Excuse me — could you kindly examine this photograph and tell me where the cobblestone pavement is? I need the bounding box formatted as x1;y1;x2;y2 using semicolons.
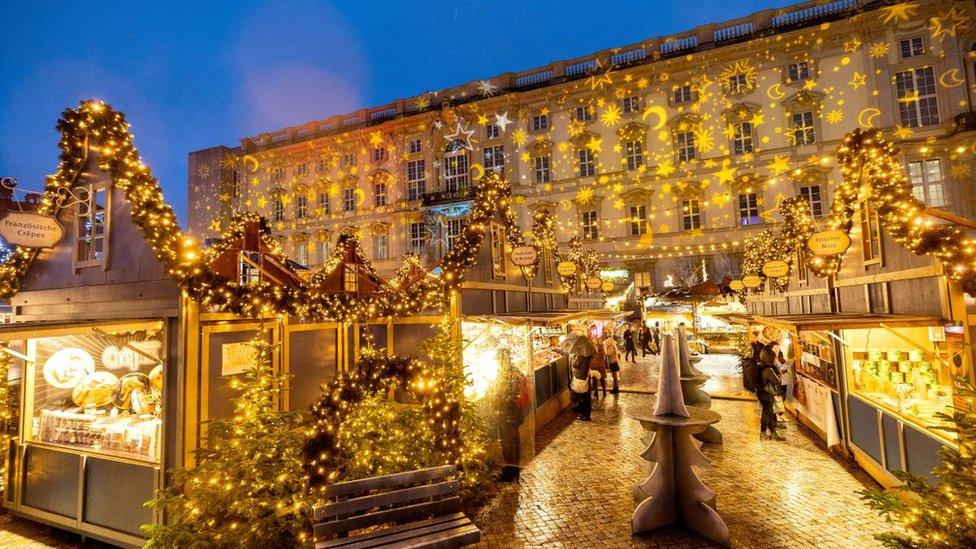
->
618;353;752;398
473;393;896;548
0;513;111;549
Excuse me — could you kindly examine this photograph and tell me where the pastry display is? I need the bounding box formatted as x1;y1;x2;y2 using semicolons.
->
114;373;156;414
71;371;119;408
148;364;163;394
42;347;95;389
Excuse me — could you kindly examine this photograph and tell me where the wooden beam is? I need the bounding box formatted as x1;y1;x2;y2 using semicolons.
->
924;208;976;230
0;345;30;363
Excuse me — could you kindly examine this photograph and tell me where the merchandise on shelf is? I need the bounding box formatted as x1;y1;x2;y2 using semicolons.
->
797;337;838;390
849;347;953;429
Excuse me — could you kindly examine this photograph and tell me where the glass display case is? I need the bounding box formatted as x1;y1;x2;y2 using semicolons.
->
797;333;838;390
844;326;955;433
26;322;164;462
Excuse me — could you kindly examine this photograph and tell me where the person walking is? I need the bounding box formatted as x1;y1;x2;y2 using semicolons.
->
589;338;608;399
757;343;785;440
652;322;661;355
623;325;637;364
639;324;653;357
603;334;621;395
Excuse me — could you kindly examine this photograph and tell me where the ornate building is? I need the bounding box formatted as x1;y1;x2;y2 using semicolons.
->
188;0;976;292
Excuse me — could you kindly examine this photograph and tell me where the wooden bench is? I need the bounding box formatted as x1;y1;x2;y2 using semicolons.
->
313;465;481;549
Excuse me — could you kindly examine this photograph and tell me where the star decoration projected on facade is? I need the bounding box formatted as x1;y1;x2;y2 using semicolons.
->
443;120;475;151
476;79;499;97
494;112;513;132
879;1;919;24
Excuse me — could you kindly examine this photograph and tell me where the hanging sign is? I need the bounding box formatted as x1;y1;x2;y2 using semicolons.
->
742;274;763;288
585;277;602;290
807;229;851;256
762;260;790;278
557;261;577;276
601;281;614;292
0;212;64;248
510;245;538;267
729;279;745;292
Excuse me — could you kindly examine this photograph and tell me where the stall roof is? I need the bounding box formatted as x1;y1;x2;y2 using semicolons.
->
0;318;164;340
727;313;945;332
464;309;622;326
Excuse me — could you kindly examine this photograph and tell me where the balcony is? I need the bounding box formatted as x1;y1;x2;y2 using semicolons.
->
421;187;474;207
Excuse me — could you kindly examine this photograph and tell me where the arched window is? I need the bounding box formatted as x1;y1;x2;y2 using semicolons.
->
443;139;469;193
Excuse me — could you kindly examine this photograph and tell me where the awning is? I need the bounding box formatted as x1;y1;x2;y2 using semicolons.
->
733;313;945;332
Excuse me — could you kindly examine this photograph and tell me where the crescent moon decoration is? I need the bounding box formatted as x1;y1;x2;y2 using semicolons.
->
939;68;965;88
766;83;785;100
560;199;572;212
470;163;485;181
354;188;366;205
857;108;881;129
242;154;260;173
641;105;668;130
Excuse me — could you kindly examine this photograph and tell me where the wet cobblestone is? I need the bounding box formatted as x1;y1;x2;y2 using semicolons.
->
473;392;896;548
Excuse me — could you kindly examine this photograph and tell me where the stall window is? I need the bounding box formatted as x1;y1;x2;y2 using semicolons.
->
860;201;883;265
76;184;108;267
239;251;261;285
26;322;165;462
344;264;359;292
490;222;506;277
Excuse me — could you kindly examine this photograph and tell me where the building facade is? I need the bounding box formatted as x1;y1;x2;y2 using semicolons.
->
188;0;976;294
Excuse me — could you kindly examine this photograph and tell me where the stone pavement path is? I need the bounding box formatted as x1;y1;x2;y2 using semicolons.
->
618;353;752;398
473;393;896;548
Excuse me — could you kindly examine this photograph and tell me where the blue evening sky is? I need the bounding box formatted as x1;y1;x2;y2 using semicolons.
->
0;0;785;222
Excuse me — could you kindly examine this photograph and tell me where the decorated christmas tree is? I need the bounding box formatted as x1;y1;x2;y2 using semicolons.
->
144;335;311;548
861;381;976;548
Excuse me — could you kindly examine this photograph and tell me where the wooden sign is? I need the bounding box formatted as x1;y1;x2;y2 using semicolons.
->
808;229;851;256
510;245;538;267
742;274;763;288
0;212;64;248
729;279;745;292
585;277;602;290
601;281;614;292
557;261;577;276
762;260;790;278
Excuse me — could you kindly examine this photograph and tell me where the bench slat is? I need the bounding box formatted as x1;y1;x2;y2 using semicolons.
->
317;514;473;549
325;465;456;498
315;496;462;538
391;524;480;549
315;480;459;521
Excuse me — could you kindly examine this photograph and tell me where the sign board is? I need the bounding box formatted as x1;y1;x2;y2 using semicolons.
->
807;229;851;256
221;342;257;377
510;245;538;267
729;279;745;292
601;280;614;292
585;277;602;290
557;261;577;277
742;274;763;288
0;212;64;248
762;260;790;278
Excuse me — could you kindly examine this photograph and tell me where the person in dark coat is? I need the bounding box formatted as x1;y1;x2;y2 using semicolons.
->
757;343;785;440
639;324;653;357
622;325;637;364
652;322;661;355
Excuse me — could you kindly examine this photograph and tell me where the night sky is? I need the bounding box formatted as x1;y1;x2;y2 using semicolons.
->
0;0;786;222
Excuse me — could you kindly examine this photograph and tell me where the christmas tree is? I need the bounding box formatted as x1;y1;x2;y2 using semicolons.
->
144;335;311;548
861;381;976;548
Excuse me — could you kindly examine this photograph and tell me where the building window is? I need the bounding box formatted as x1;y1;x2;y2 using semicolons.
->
272;198;285;221
341;153;356;168
490;222;506;277
533;154;551;183
908;158;946;207
787;61;811;82
673;85;693;104
371;147;387;162
318;192;331;215
582;210;598;240
374;182;387;207
343;188;356;212
76;184;107;265
319;240;330;263
295;163;309;177
444;140;469;192
407;160;426;200
577;148;595;177
860;201;882;264
737;192;760;226
409;222;426;255
895;67;939;127
629;205;648;236
726;73;750;94
317;159;328;173
624;140;644;170
622;95;641;113
343;264;359;292
731;122;754;154
296;195;308;219
373;234;388;260
675;131;697;162
531;113;549;132
900;37;924;59
295;241;308;266
682;200;702;230
446;218;465;251
790;111;816;145
485;123;500;139
270;167;285;182
483;145;505;174
799;185;824;217
409;139;422;154
573;106;593;121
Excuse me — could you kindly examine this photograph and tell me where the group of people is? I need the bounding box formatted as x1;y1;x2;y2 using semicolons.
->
749;331;791;441
622;322;661;362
